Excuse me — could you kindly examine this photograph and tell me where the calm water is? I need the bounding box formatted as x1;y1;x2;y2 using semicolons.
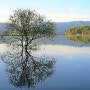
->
0;35;90;90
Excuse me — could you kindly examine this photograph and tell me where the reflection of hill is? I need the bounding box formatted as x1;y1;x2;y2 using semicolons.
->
55;21;90;34
36;35;90;47
66;35;90;44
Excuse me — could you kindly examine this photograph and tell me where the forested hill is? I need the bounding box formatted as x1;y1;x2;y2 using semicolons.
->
0;21;90;34
66;26;90;35
54;21;90;34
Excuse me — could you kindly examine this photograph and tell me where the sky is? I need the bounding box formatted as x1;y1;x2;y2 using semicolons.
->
0;0;90;22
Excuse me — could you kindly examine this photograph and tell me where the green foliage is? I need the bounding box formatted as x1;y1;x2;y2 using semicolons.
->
66;26;90;35
66;35;90;44
7;9;55;38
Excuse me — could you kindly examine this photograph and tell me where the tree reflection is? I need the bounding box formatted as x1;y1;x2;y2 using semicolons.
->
66;35;90;44
1;37;55;88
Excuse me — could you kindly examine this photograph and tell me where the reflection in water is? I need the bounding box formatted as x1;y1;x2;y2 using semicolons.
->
1;35;90;89
33;45;90;55
1;37;55;89
66;35;90;44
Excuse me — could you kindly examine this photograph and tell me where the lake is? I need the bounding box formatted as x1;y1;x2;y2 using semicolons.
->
0;35;90;90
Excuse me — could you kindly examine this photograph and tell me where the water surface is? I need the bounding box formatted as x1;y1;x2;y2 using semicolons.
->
0;35;90;90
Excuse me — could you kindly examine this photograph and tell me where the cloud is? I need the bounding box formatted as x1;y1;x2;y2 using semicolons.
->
1;9;90;22
68;8;76;13
42;8;90;22
0;15;8;22
42;10;90;22
32;45;90;55
0;11;9;22
0;44;10;54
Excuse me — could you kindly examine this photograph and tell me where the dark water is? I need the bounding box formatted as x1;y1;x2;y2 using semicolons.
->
0;35;90;90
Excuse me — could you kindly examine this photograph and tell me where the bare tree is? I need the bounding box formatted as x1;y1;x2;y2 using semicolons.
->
7;9;55;49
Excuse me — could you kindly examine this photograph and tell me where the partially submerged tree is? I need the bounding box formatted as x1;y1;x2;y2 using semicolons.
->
3;10;56;88
7;9;55;46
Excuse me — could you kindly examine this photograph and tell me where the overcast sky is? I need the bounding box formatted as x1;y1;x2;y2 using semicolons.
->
0;0;90;22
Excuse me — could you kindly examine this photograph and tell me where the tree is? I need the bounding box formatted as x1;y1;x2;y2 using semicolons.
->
7;9;55;48
4;9;56;88
66;26;90;35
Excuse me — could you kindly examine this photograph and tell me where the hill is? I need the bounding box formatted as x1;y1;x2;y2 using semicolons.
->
0;23;8;34
54;21;90;34
0;21;90;34
66;26;90;35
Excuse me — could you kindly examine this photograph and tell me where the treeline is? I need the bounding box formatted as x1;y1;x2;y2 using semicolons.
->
66;26;90;35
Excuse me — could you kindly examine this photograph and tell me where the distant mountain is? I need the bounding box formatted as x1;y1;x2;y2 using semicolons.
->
54;21;90;34
0;23;7;34
0;21;90;34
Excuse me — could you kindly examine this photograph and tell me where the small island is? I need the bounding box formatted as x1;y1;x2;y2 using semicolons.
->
66;26;90;44
66;26;90;35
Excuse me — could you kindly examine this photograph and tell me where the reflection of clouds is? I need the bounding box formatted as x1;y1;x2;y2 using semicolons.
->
1;44;90;55
45;13;90;22
0;44;20;56
68;55;72;60
0;44;10;54
32;45;90;55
